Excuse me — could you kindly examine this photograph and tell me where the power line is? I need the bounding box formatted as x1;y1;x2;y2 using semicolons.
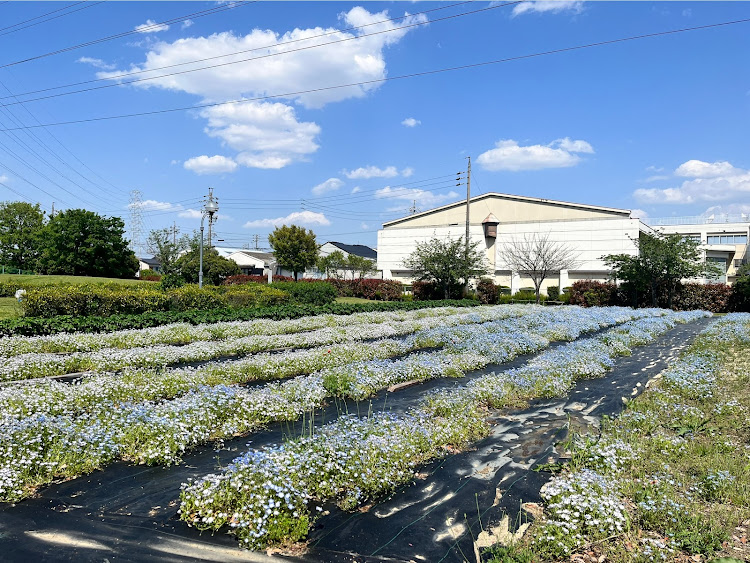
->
1;1;522;107
3;16;748;132
0;1;254;70
0;2;104;38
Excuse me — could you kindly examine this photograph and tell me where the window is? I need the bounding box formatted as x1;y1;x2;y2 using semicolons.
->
706;234;748;245
735;259;747;269
682;234;701;244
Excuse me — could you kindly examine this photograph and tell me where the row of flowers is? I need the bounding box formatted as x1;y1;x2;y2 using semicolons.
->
0;306;505;358
527;313;749;560
178;310;709;548
0;306;655;502
0;306;524;381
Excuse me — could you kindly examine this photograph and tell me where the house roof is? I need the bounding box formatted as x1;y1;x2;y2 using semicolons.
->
234;250;275;262
326;241;377;260
382;192;631;228
139;257;161;266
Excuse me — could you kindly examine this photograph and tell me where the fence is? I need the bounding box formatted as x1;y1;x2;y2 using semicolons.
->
0;266;36;275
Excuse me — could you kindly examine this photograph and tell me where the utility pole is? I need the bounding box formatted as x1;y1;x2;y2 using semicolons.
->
409;200;418;214
170;221;180;245
252;234;260;250
50;202;55;217
465;156;471;256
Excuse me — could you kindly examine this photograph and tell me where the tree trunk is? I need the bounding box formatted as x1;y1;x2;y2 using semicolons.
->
650;281;658;307
294;270;299;281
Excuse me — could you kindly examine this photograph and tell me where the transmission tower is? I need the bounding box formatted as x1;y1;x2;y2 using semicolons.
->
129;190;144;257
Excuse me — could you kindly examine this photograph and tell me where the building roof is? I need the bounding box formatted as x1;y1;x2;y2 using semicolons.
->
139;256;161;266
382;192;631;228
326;241;377;260
233;250;275;262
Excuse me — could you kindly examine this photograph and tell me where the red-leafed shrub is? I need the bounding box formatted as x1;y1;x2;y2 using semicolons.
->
324;278;403;301
568;280;617;307
139;269;162;281
672;282;731;313
476;279;498;304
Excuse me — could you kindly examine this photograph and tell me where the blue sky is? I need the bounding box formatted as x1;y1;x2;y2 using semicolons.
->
0;1;748;253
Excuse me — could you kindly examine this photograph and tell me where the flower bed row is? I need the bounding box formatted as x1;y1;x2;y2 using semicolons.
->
0;306;524;381
512;313;750;561
177;310;708;548
0;306;649;502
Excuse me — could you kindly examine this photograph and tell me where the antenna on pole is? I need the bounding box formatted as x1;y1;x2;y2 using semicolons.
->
129;189;143;257
204;187;218;249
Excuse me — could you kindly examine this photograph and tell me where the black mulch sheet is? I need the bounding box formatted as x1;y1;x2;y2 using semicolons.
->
0;317;712;562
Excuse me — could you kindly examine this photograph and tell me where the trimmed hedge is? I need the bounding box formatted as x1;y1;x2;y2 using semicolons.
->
568;280;618;307
325;278;403;301
20;284;291;318
0;300;481;338
224;274;294;285
476;279;498;304
268;281;336;306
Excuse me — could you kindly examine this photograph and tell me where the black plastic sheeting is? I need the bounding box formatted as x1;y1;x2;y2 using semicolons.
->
0;317;712;562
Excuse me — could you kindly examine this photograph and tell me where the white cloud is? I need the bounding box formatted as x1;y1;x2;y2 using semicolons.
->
170;159;180;165
243;210;330;228
182;19;194;29
77;56;116;70
178;208;202;219
703;203;750;217
360;222;369;230
312;177;344;195
477;137;594;171
375;186;458;209
343;165;399;179
104;7;426;108
674;159;741;178
634;159;750;204
134;19;170;33
512;1;585;17
645;174;670;183
401;167;414;178
200;101;320;169
401;117;420;127
630;208;648;219
351;186;361;194
183;154;238;175
0;174;9;183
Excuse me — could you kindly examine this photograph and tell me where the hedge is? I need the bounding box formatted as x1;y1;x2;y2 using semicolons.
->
268;281;337;305
0;300;482;338
20;284;291;318
324;278;403;301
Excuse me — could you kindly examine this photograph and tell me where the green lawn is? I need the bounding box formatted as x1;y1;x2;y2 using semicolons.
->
335;297;373;304
0;297;20;319
0;274;146;286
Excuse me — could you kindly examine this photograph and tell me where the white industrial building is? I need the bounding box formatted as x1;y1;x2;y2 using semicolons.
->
377;193;749;292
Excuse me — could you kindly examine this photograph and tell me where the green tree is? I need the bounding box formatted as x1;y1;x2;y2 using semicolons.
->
174;247;240;286
268;225;318;281
604;233;713;308
37;209;138;278
317;250;347;279
346;254;376;280
403;236;487;299
0;201;46;271
146;228;189;274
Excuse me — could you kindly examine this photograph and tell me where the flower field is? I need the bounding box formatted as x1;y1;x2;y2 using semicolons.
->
0;305;684;505
177;308;708;548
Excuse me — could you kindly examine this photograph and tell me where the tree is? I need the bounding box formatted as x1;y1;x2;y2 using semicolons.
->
268;225;318;281
502;232;580;304
0;201;46;271
403;236;487;299
174;247;240;286
37;209;138;278
317;250;347;279
603;232;713;308
347;254;376;280
146;228;189;274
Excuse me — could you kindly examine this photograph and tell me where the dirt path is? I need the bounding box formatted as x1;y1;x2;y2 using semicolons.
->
0;317;711;562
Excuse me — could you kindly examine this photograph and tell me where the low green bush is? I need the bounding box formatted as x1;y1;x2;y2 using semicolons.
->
0;299;481;337
169;285;228;311
547;285;560;301
270;281;336;305
222;284;289;308
22;285;170;317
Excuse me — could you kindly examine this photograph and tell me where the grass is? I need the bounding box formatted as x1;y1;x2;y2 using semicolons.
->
485;318;750;563
335;296;373;304
0;297;19;319
0;274;146;286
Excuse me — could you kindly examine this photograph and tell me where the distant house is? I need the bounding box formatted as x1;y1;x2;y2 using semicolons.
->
313;241;379;279
138;256;161;274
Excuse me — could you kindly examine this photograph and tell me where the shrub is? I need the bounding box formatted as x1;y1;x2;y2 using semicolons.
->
269;281;336;305
412;280;464;300
21;285;171;317
350;279;402;301
139;269;161;281
547;285;560;301
568;280;617;307
159;273;186;290
168;285;228;311
514;290;542;302
223;274;294;285
671;282;731;313
476;279;498;304
221;284;289;308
